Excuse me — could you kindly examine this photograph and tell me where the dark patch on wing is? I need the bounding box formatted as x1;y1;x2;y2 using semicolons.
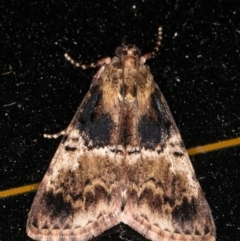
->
72;137;79;142
172;197;198;224
171;195;215;236
76;85;114;148
127;149;140;155
139;188;163;213
173;151;184;157
138;89;173;149
43;191;73;224
65;145;77;151
94;185;109;201
84;185;109;211
109;148;123;154
163;196;175;207
138;115;162;149
152;91;172;137
89;113;113;147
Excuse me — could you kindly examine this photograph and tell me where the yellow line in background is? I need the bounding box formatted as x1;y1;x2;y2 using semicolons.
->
1;137;240;199
187;137;240;155
0;183;39;199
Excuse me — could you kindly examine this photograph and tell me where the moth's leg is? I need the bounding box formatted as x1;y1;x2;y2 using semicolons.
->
43;130;66;139
91;65;106;85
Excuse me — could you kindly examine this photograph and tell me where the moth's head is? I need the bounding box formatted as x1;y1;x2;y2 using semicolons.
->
115;45;141;58
113;27;162;67
114;45;142;69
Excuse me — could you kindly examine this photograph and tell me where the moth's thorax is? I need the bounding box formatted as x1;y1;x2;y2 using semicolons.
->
122;56;138;69
101;57;153;116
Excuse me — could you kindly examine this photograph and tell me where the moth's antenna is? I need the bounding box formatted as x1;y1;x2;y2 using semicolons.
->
64;53;111;69
140;27;162;63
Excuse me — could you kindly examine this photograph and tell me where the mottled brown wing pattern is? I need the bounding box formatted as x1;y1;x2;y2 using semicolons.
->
27;70;125;241
121;71;216;240
27;41;216;241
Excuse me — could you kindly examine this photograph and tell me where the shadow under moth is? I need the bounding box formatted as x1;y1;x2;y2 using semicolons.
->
27;27;216;241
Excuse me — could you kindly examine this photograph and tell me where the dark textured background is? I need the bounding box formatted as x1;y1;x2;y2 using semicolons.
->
1;0;240;240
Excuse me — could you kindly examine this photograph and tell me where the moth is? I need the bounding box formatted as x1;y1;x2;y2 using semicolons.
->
27;27;216;241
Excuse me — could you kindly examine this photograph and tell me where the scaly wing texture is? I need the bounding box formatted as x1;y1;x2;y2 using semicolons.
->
27;67;125;241
27;54;216;241
121;65;216;241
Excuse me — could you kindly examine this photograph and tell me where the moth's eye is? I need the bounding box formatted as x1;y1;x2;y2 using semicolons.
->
115;47;123;57
133;47;141;56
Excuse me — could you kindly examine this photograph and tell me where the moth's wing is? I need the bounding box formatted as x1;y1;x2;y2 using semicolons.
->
27;74;123;241
122;80;216;241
